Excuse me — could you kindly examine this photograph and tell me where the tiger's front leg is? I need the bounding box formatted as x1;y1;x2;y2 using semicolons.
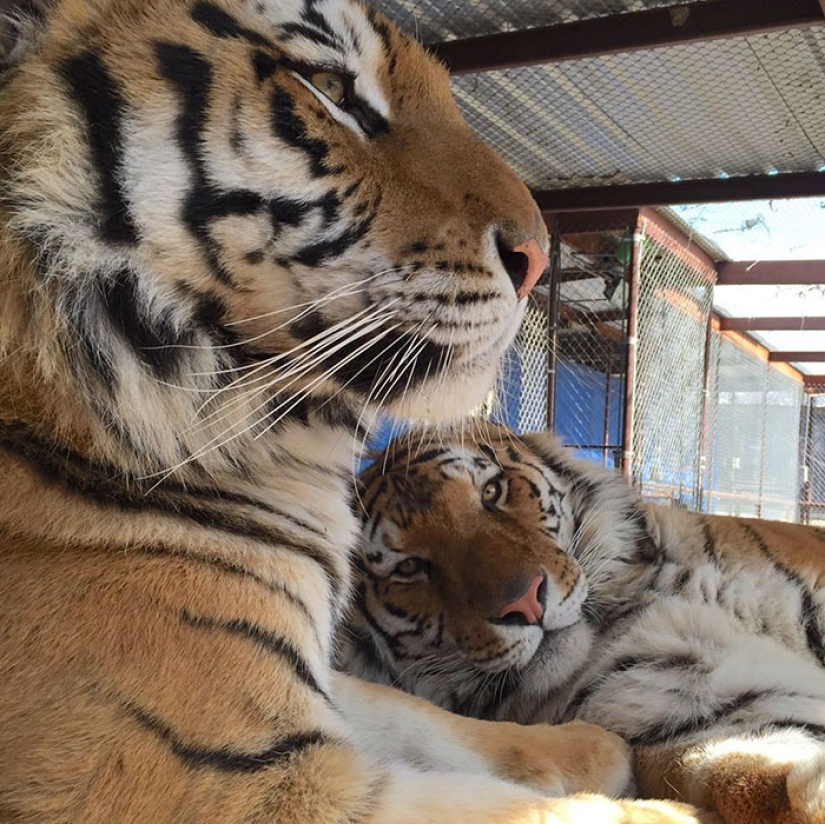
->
333;674;717;824
333;672;633;798
636;731;825;824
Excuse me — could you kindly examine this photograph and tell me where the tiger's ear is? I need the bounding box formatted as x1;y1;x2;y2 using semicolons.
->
0;0;54;70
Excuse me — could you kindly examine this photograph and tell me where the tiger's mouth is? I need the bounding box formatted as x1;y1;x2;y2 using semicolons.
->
290;280;526;415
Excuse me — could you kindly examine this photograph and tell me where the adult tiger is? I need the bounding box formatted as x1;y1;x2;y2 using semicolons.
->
345;421;825;824
0;0;715;822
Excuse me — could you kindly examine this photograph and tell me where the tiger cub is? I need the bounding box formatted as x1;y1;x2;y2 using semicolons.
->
0;0;711;821
345;421;825;824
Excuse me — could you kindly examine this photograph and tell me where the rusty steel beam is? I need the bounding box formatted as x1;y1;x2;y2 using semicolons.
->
805;375;825;387
533;171;825;212
768;352;825;363
717;260;825;285
719;316;825;331
429;0;825;75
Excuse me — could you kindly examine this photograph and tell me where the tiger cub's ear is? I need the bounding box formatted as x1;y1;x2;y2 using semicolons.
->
0;0;53;70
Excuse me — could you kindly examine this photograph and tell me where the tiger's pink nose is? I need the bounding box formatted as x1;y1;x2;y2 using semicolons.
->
499;574;546;626
513;238;548;299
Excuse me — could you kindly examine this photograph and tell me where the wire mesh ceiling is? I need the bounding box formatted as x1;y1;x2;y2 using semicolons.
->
372;1;825;189
373;0;717;42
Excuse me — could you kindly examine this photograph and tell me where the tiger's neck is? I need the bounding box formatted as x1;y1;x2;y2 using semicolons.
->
0;230;369;488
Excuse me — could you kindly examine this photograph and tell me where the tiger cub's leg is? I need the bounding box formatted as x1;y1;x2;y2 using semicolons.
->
636;730;825;824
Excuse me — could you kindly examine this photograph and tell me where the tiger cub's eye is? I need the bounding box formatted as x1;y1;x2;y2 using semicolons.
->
394;558;426;578
310;71;347;105
481;478;505;506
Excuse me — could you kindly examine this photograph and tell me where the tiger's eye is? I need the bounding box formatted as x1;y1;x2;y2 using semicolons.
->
482;478;504;505
310;71;346;105
395;558;424;578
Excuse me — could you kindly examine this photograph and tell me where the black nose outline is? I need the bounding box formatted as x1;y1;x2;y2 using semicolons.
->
495;232;529;293
488;570;549;628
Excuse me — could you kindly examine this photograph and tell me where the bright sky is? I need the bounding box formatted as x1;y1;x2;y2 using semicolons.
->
671;197;825;375
672;197;825;261
671;198;825;374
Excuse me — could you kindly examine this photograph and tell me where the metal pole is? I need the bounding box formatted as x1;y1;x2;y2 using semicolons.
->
801;394;814;525
697;309;714;512
622;219;643;483
546;216;562;430
756;367;770;519
603;349;613;467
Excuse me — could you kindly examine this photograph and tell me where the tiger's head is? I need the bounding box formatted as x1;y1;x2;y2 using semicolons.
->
0;0;546;476
345;422;647;721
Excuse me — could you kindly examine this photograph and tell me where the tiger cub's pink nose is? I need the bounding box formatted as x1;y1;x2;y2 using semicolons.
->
499;574;546;626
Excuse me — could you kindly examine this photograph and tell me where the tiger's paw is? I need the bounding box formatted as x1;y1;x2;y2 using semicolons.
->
681;739;825;824
489;719;633;798
709;751;825;824
543;795;721;824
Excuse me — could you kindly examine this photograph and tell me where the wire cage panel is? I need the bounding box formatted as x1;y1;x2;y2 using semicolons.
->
705;336;769;517
760;369;804;522
632;220;714;508
802;392;825;527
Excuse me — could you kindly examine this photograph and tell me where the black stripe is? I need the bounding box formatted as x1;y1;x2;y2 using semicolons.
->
139;546;315;624
124;700;327;772
742;523;825;666
291;211;375;267
291;312;449;398
191;1;273;47
628;690;768;746
62;51;139;244
343;94;389;138
180;609;328;699
0;421;344;597
253;50;278;83
155;42;238;288
156;42;343;289
353;582;404;658
99;267;194;378
279;21;342;50
762;720;825;741
270;86;332;178
701;519;718;565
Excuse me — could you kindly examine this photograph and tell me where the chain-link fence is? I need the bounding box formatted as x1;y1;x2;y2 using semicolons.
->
802;392;825;526
489;214;811;524
551;224;630;469
490;218;631;473
703;332;804;519
632;217;714;508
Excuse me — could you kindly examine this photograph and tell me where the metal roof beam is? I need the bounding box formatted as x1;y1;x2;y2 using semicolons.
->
533;171;825;212
717;260;825;285
769;352;825;363
805;375;825;387
719;317;825;331
545;209;639;234
429;0;825;75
